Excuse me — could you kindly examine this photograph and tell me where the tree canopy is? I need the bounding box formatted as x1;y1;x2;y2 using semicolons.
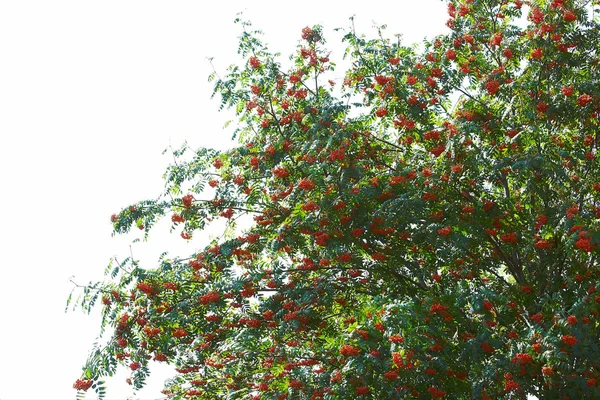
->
70;0;600;398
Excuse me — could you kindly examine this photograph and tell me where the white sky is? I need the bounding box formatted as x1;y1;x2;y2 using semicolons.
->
0;1;448;399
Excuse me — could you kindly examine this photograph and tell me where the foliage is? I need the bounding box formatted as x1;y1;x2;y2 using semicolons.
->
70;0;600;398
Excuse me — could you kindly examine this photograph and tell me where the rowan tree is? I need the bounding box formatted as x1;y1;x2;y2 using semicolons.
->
70;0;600;398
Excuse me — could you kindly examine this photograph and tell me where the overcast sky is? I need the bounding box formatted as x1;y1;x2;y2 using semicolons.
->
0;1;447;399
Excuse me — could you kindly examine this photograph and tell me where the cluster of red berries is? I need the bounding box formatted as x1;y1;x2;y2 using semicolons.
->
561;335;578;346
172;328;188;338
298;178;315;190
511;353;533;365
339;344;360;357
199;290;220;305
73;379;93;391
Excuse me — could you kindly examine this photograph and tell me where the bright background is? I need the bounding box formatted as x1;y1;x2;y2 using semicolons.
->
0;1;448;399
